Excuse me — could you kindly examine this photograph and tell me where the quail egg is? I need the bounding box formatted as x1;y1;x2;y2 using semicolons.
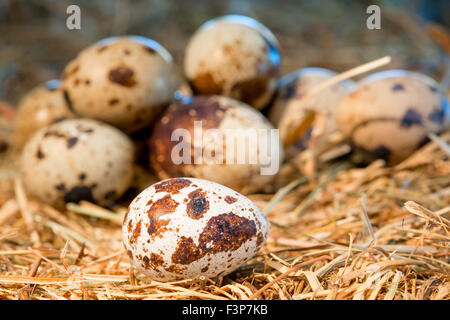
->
14;80;75;148
61;36;180;133
150;95;284;194
337;70;449;164
123;177;269;281
276;68;355;154
20;119;134;208
184;15;281;110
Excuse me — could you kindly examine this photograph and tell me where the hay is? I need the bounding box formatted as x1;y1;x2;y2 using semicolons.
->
0;1;449;301
0;131;448;300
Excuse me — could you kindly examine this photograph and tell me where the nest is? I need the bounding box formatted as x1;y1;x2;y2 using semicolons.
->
0;130;448;300
0;1;449;301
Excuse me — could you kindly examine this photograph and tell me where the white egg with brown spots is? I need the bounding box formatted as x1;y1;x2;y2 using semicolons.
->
61;36;180;133
150;95;284;194
122;177;269;282
275;68;355;156
337;70;449;164
184;15;281;110
14;80;76;148
20;119;134;208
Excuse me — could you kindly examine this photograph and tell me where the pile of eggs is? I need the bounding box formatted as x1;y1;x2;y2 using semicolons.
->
3;15;449;281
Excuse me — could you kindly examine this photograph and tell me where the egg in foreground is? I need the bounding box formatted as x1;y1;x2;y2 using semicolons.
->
123;177;269;281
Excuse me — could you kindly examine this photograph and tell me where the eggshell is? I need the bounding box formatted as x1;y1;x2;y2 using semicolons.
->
122;177;269;281
150;95;284;194
61;36;180;133
184;15;280;110
20;119;134;208
14;80;75;148
337;70;449;164
276;68;355;153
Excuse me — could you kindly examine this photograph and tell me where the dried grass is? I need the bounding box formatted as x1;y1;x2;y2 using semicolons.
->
0;131;448;300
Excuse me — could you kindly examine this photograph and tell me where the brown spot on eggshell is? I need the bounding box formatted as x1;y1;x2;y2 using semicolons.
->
147;195;178;238
64;186;94;204
104;190;116;200
55;183;66;192
224;196;237;204
400;108;423;128
165;264;185;274
108;66;137;87
129;220;141;245
36;147;45;159
190;73;223;95
109;98;120;106
256;232;264;247
142;253;164;269
186;188;209;219
154;178;192;194
392;83;405;91
67;137;78;149
171;212;257;265
150;97;227;177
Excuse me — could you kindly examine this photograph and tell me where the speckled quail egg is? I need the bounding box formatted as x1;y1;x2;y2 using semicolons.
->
123;177;269;281
20;119;134;208
270;68;355;125
337;70;450;164
61;36;180;133
150;95;284;194
276;68;355;154
184;15;281;110
14;80;75;148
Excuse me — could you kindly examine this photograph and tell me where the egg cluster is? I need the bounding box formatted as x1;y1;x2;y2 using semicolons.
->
4;15;449;281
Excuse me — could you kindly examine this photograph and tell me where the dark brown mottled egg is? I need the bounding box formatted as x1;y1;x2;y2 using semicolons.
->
149;95;284;194
184;15;281;110
61;36;180;133
122;177;269;281
337;70;449;164
20;119;134;208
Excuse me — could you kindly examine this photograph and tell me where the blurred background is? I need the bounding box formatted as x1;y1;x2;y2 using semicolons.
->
0;0;449;104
